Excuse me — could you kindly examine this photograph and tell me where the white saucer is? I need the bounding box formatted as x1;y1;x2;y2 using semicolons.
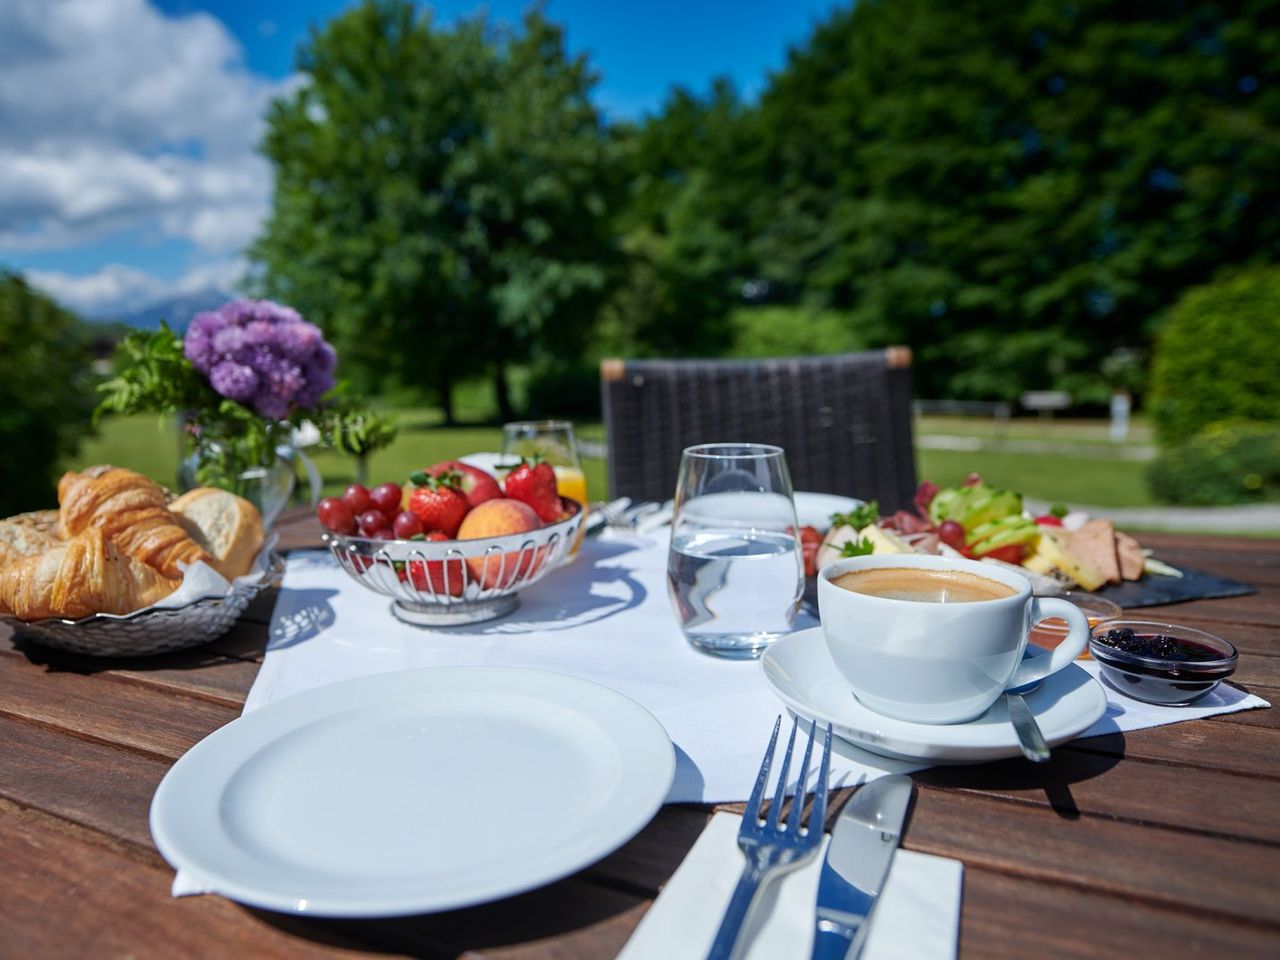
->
761;628;1107;763
792;492;863;529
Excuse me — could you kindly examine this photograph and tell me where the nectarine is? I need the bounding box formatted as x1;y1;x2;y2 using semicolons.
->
458;498;542;589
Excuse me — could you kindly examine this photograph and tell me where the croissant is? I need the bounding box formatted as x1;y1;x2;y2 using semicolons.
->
57;466;213;578
0;528;180;620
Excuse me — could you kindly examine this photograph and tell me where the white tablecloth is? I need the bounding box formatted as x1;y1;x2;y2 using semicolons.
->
244;533;1267;803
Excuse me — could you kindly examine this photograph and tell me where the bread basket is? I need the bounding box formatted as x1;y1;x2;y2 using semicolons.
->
323;499;584;625
2;551;283;658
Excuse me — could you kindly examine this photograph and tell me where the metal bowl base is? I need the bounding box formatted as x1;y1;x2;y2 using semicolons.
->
390;595;519;626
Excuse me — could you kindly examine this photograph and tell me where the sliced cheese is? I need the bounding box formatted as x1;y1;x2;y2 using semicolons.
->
857;524;914;555
1035;531;1106;591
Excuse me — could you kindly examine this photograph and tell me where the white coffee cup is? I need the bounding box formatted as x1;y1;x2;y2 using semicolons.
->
817;553;1089;724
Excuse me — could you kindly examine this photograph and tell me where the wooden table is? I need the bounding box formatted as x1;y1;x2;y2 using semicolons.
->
2;511;1277;958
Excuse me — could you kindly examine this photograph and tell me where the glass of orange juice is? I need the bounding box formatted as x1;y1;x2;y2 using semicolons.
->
501;420;588;559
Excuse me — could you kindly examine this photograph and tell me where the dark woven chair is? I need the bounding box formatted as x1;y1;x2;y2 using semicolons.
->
600;349;919;511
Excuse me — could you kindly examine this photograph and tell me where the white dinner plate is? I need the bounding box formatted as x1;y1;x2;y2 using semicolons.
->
150;666;675;916
792;492;863;530
761;628;1107;763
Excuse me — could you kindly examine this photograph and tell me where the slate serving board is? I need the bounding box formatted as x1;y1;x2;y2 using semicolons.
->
1094;565;1256;609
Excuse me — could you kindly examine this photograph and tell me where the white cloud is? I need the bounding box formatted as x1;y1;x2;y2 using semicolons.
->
0;0;294;296
28;260;245;318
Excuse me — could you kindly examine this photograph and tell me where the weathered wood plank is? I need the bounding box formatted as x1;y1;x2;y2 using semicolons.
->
1061;713;1280;778
906;788;1280;927
914;751;1280;844
0;632;258;707
0;803;382;959
0;648;238;760
958;864;1280;959
0;716;170;853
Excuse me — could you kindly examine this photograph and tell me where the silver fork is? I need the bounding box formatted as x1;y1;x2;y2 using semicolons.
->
706;716;833;960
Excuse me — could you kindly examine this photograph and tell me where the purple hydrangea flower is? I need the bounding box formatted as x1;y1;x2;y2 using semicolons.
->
185;299;337;418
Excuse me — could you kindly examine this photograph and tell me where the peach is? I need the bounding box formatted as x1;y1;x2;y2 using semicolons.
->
457;499;543;588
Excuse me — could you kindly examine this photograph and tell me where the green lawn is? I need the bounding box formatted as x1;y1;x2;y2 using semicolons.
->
917;449;1153;508
73;412;611;504
76;410;1155;510
915;414;1154;444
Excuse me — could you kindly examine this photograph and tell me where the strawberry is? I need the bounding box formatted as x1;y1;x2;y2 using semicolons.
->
503;458;565;524
407;470;470;538
408;531;465;597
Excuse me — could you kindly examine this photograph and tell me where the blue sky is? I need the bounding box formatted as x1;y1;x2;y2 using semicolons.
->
1;0;841;318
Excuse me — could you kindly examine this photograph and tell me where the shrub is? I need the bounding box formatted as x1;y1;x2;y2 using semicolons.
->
1149;421;1280;505
0;273;96;514
1149;267;1280;445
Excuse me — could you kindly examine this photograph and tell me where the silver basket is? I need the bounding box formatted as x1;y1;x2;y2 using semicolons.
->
2;554;284;658
323;500;584;625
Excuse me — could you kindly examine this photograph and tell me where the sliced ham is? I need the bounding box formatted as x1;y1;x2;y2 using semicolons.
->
1068;519;1121;585
1115;531;1145;581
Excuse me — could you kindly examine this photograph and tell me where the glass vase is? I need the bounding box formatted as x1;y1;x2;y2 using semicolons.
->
178;445;296;530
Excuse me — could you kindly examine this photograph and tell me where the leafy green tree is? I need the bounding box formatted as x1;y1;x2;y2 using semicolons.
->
252;1;616;422
747;0;1280;400
0;272;95;513
602;81;759;357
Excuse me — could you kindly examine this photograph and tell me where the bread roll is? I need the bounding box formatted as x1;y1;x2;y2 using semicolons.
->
0;528;179;620
0;518;59;569
168;488;265;580
58;466;213;577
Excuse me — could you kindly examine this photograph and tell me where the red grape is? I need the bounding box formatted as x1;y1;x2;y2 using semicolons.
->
393;511;424;539
937;520;967;550
370;482;402;514
358;509;388;536
372;528;396;540
343;483;372;514
316;497;356;534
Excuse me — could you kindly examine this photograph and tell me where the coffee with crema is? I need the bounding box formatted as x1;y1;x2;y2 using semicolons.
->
832;567;1015;603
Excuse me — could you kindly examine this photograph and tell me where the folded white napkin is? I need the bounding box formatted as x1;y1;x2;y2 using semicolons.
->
619;811;962;960
150;533;278;610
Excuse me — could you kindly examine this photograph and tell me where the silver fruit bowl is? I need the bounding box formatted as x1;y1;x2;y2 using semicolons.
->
322;499;584;625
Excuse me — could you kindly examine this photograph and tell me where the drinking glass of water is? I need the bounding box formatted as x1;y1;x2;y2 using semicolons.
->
666;443;803;659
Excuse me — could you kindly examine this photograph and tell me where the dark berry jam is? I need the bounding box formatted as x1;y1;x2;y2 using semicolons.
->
1094;628;1222;663
1089;624;1237;705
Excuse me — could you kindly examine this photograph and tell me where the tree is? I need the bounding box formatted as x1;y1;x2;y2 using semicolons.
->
602;80;760;358
0;272;95;514
747;0;1280;401
252;1;617;422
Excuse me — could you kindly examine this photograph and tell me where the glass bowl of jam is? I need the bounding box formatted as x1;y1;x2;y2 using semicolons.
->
1089;620;1238;705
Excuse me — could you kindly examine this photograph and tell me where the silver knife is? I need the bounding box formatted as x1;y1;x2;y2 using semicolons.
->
810;775;914;960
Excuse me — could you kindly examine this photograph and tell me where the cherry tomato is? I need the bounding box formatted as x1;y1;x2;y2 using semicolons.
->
316;497;356;534
358;509;388;536
982;543;1026;564
1034;515;1063;527
370;482;403;514
393;511;424;539
342;483;372;514
937;520;967;550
